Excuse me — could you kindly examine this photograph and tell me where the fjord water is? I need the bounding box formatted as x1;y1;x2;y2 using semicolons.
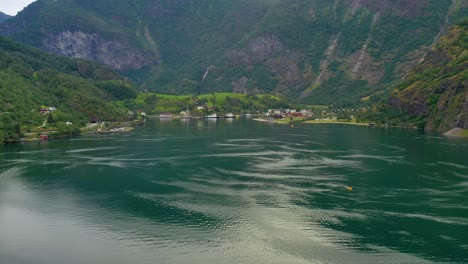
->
0;119;467;264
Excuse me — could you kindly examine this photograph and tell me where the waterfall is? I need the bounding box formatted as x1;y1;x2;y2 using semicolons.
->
202;66;212;81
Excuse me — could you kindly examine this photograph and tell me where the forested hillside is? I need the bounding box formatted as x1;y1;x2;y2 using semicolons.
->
368;19;467;132
1;0;466;104
0;36;137;142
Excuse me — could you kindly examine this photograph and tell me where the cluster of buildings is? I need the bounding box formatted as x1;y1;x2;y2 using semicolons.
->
265;109;314;119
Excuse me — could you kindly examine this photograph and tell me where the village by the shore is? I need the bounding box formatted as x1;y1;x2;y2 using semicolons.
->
11;104;467;144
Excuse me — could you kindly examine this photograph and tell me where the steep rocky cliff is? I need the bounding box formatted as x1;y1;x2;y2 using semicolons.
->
1;0;466;104
386;19;467;132
42;31;153;71
0;0;159;72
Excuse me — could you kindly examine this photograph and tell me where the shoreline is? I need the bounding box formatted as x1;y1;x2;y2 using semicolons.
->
253;118;371;127
304;120;370;126
252;118;290;125
7;119;468;144
18;120;142;143
19;126;135;143
95;126;134;134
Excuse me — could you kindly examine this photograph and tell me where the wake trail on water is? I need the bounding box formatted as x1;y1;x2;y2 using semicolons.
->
0;166;25;180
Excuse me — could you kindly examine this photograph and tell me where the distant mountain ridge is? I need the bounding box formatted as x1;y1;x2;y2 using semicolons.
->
1;0;467;104
0;11;10;24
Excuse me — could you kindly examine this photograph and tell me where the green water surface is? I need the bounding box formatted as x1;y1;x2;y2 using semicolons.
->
0;119;467;264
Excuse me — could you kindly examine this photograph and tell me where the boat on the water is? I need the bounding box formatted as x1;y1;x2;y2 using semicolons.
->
205;114;219;118
224;113;236;118
244;113;253;118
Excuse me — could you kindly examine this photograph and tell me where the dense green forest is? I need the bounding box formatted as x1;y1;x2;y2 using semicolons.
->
1;0;466;104
0;36;137;143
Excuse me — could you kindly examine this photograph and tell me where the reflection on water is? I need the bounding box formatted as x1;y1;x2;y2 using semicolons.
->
0;119;467;264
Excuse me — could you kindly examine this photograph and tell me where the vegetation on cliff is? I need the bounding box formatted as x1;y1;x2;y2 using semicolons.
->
0;36;137;143
366;19;467;132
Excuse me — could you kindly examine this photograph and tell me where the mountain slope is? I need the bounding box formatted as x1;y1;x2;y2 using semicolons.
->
0;36;137;142
0;11;10;24
1;0;466;104
377;19;467;132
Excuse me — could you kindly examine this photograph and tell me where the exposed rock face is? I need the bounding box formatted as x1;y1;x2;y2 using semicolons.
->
388;87;431;117
226;35;313;95
43;31;153;71
227;35;284;66
247;35;284;62
347;50;384;85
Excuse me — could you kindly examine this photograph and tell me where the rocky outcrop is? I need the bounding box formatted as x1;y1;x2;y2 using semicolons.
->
42;31;155;71
388;85;431;117
227;35;284;66
443;127;466;137
247;35;284;62
226;35;313;95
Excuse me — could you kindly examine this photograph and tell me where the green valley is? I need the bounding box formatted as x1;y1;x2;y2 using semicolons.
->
130;92;292;116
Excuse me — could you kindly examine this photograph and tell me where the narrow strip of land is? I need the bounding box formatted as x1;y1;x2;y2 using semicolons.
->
252;118;290;125
304;120;370;126
253;118;371;126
